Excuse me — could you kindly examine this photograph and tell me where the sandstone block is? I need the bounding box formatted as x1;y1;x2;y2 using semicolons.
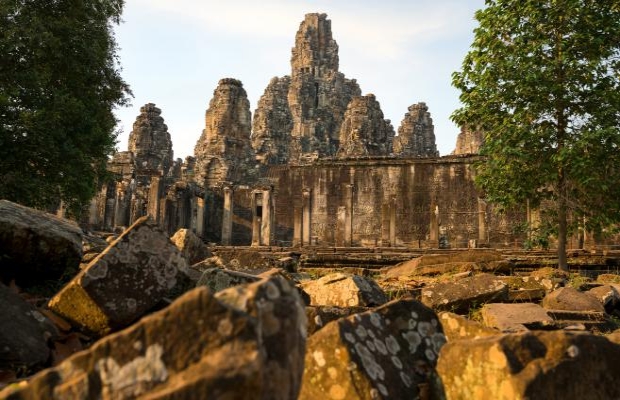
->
436;331;620;400
196;268;260;292
301;273;387;307
481;303;553;332
384;250;504;278
305;305;368;336
542;286;605;313
586;284;620;312
3;275;306;400
48;216;190;336
0;283;58;372
0;200;82;286
420;273;508;313
438;312;499;342
300;298;446;400
170;228;210;265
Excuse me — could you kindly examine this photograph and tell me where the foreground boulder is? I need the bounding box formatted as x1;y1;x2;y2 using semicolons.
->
301;273;387;307
436;331;620;399
0;200;82;286
420;273;508;313
300;298;446;400
2;274;306;399
170;228;211;265
0;283;58;373
48;217;191;337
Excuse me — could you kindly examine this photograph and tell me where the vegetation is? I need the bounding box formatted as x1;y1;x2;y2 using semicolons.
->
0;0;131;216
452;1;620;270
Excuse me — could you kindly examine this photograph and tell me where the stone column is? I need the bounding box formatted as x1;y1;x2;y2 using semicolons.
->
381;203;390;247
344;184;353;247
389;196;396;247
147;176;162;223
261;188;272;246
190;195;198;233
114;182;128;227
222;186;233;246
302;188;312;246
293;207;302;247
477;198;487;246
251;192;261;247
429;204;439;248
336;206;346;247
195;196;206;239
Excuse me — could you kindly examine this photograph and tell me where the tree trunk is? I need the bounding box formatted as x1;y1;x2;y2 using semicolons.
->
557;169;568;271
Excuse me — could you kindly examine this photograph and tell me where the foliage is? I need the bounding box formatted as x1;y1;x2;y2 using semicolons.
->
453;0;620;269
0;0;131;216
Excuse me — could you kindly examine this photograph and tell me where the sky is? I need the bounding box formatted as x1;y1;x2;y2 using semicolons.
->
113;0;486;160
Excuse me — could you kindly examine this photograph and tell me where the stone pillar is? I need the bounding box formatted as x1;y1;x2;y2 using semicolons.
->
344;184;353;247
261;188;272;246
196;196;206;238
293;207;302;247
336;206;346;247
222;186;233;246
478;198;487;246
251;191;262;247
429;204;439;248
190;195;198;233
381;203;390;247
389;196;396;247
147;176;162;224
302;188;312;246
114;182;128;227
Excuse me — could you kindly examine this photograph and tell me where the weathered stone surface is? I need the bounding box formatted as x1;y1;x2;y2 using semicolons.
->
542;287;605;313
48;217;190;336
436;331;620;400
0;283;58;372
252;76;293;165
128;103;174;176
452;125;484;155
306;305;368;336
170;228;211;265
2;274;307;400
420;273;508;313
384;250;504;278
300;298;446;400
481;303;553;332
497;275;554;302
586;284;620;312
438;312;499;342
301;273;387;307
596;273;620;284
336;94;394;158
0;200;82;286
288;13;361;161
393;102;438;157
194;78;256;187
196;268;260;292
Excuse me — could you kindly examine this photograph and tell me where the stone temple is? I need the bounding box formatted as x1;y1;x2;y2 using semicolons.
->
88;13;575;249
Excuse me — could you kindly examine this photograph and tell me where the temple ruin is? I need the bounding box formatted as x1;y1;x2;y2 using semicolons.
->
88;13;591;250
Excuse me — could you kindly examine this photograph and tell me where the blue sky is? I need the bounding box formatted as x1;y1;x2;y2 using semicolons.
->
113;0;486;159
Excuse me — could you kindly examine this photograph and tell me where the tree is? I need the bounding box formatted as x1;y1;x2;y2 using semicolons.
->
452;0;620;270
0;0;131;216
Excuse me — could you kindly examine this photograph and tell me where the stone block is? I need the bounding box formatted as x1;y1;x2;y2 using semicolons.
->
3;274;306;400
481;303;553;332
170;228;211;265
438;311;499;342
542;287;605;313
300;298;446;399
48;217;190;336
420;273;508;314
436;331;620;400
300;273;387;307
0;200;82;287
